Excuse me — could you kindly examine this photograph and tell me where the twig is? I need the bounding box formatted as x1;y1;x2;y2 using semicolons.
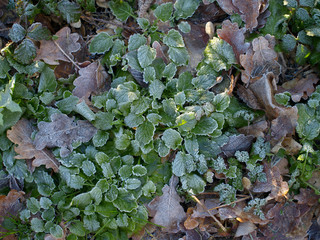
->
208;196;251;211
191;195;227;232
53;41;80;70
199;192;249;198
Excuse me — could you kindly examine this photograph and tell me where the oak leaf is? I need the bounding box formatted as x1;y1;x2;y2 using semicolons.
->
221;134;254;157
7;119;59;173
34;113;97;158
147;176;186;233
35;27;81;65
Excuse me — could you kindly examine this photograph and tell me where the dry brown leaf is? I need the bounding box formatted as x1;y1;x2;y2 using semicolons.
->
191;199;219;219
72;61;108;99
184;216;199;230
221;134;254;157
294;189;319;206
233;0;260;32
34;113;97;158
35;27;81;65
252;163;289;201
236;84;263;110
274;157;289;175
7;119;59;173
307;170;320;189
234;221;257;237
147;176;186;233
217;20;250;62
216;0;239;15
238;120;268;138
278;73;319;102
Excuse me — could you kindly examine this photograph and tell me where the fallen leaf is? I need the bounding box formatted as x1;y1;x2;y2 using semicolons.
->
217;20;250;62
236;84;263;110
274;157;289;175
216;0;239;15
294;189;319;206
274;137;302;155
277;74;319;103
307;170;320;189
221;134;254;157
34;113;97;158
184;216;199;230
252;163;289;201
148;176;186;233
237;120;268;138
72;61;108;99
7;119;59;173
233;0;260;32
191;199;219;218
35;27;81;65
234;221;256;237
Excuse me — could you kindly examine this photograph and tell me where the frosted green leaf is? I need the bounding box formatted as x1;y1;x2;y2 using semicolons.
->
172;151;195;177
140;140;154;154
55;95;78;114
155;139;170;157
57;0;81;23
27;23;51;41
184;136;199;155
275;92;291;106
90;187;103;205
125;50;143;72
192;116;218;135
162;129;182;150
135;120;155;146
0;57;10;79
105;184;118;202
113;82;140;104
225;165;237;179
116;214;129;227
41;208;55;221
192;75;216;90
174;0;199;20
180;173;206;194
143;66;156;83
176;112;197;132
295;44;311;65
132;165;147;176
9;23;26;42
109;0;134;22
20;209;30;222
68;220;86;237
39;197;52;210
300;0;314;7
128;34;147;51
163;63;177;79
95;152;109;165
178;21;191;33
163;29;185;48
96;179;109;193
149;79;165;99
131;97;151;114
213;92;230;112
72;193;92;208
177;71;193;90
146;113;162;125
93;130;109;147
75;101;95;121
126;178;141;190
33;170;55;197
137;18;150;30
81;160;96;176
203;37;236;72
281;34;296;52
113;188;138;212
14;39;36;64
84;215;100;232
153;2;173;22
27;197;40;214
306;26;320;37
124;114;145;128
69;175;85;189
174;91;186;105
89;32;113;54
101;162;115;179
115;133;131;150
122;155;134;165
295;8;311;21
38;65;57;93
118;165;132;180
196;154;208;174
168;47;189;66
93;112;114;130
31;218;45;232
137;45;156;68
142;180;156;197
50;225;64;238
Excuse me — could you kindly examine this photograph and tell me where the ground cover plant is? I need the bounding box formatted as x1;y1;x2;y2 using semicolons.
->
0;0;320;239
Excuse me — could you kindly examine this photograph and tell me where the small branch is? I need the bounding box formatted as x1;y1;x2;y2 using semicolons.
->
53;41;80;70
191;195;227;232
208;196;251;211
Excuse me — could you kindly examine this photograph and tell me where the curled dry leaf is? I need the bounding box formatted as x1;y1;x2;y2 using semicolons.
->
234;221;257;237
221;134;254;157
7;119;60;173
72;61;108;99
147;176;186;233
35;27;81;65
277;73;319;103
34;114;97;158
217;20;250;62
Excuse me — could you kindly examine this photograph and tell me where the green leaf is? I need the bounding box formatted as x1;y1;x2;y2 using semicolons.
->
153;2;173;22
180;173;206;194
113;188;138;212
192;116;218;135
172;151;195;176
89;32;114;54
184;136;199;155
128;34;147;51
93;112;114;130
14;39;36;64
115;133;131;150
90;187;103;205
112;81;140;104
50;225;64;238
68;221;86;237
69;175;85;189
84;215;100;232
174;91;186;105
162;129;183;150
57;0;81;23
300;0;314;7
0;57;10;79
135;120;155;146
176;112;197;132
109;0;134;22
72;192;92;208
116;213;129;227
31;218;45;233
131;97;151;114
143;66;156;83
142;180;156;197
33;170;55;196
81;160;96;176
306;26;320;37
124;113;145;128
177;71;193;90
137;45;156;68
56;95;79;114
102;162;115;179
39;197;52;209
27;197;41;214
155;139;170;157
38;65;57;93
281;34;296;52
9;23;26;42
178;21;191;33
105;184;119;202
27;23;51;40
0;79;22;113
213;92;230;112
137;18;150;30
126;178;141;190
203;37;236;72
168;47;189;66
295;44;311;65
163;29;185;48
132;165;147;176
75;101;95;121
146;113;162;125
275;92;291;106
163;63;177;79
149;79;166;99
93;130;109;147
192;75;216;90
174;0;199;20
125;50;143;72
119;165;132;180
